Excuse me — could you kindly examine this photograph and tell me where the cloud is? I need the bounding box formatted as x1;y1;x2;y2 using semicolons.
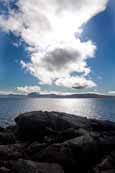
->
108;91;115;95
0;90;17;95
20;40;96;86
55;76;96;88
0;0;108;89
16;85;76;95
43;48;80;71
16;85;41;94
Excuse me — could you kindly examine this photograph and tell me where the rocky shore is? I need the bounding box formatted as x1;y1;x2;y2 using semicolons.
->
0;111;115;173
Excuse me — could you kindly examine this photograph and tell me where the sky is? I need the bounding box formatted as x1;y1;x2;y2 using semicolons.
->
0;0;114;95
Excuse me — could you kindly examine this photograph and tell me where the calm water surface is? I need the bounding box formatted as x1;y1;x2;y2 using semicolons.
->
0;97;115;126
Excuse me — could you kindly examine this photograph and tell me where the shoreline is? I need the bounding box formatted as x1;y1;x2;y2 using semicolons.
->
0;111;115;172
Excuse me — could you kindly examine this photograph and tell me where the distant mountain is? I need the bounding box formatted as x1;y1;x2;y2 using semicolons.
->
0;92;114;99
28;92;59;98
27;92;115;98
0;94;26;98
8;94;25;97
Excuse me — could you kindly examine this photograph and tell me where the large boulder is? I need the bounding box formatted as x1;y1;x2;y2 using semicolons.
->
12;159;64;173
15;111;115;141
15;111;79;141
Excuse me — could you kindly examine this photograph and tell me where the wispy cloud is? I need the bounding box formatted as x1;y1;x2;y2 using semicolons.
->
0;0;108;89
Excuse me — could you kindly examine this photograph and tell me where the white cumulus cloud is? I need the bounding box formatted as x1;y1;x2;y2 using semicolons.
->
0;0;108;89
16;85;41;94
55;76;96;89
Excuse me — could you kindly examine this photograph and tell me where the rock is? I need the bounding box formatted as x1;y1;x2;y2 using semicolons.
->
15;111;76;141
0;144;25;160
0;127;4;132
90;120;115;131
4;126;16;133
0;167;10;173
35;133;110;172
102;170;115;173
53;128;80;143
93;151;115;173
15;111;102;142
0;132;16;145
0;160;16;171
43;128;80;144
33;143;77;172
64;134;100;171
12;159;64;173
94;169;115;173
0;111;115;173
15;111;115;141
25;142;47;158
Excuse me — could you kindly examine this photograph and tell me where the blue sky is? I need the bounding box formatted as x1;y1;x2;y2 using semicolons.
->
0;0;114;94
81;0;115;92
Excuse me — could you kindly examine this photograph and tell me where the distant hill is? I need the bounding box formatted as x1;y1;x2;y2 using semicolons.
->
27;92;115;98
0;92;114;98
0;94;25;98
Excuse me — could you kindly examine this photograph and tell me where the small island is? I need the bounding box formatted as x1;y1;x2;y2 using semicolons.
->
0;111;115;173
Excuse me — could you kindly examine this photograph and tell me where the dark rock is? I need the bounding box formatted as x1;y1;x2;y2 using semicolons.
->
15;111;75;141
12;159;64;173
63;134;99;171
0;160;16;171
0;127;4;132
43;128;80;144
0;111;115;173
25;142;47;158
90;120;115;131
33;143;77;172
4;126;16;133
0;132;16;145
94;169;115;173
15;111;115;141
93;151;115;173
0;144;26;160
0;167;10;173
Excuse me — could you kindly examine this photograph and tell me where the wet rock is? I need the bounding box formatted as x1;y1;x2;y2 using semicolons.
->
12;159;64;173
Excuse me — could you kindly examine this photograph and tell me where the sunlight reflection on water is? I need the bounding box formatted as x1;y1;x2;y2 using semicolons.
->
0;98;115;126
